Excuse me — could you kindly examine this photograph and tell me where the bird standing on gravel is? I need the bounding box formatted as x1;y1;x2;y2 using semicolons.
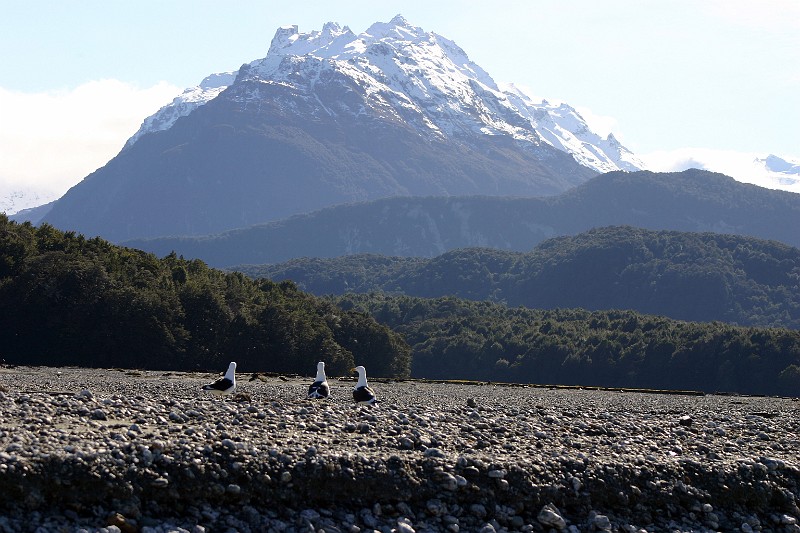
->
308;361;330;399
352;365;377;405
202;362;237;395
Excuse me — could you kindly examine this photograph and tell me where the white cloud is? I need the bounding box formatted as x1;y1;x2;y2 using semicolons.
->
0;80;180;211
640;148;800;194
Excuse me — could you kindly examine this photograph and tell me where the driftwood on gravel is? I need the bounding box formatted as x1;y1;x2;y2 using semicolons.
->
0;366;799;533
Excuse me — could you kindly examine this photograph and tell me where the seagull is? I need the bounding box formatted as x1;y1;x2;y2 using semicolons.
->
352;365;377;405
307;361;330;399
202;361;237;395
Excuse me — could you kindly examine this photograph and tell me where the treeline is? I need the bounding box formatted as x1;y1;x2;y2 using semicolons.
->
0;215;411;377
246;226;800;329
333;293;800;397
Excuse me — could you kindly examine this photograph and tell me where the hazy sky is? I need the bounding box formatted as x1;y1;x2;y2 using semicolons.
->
1;0;798;205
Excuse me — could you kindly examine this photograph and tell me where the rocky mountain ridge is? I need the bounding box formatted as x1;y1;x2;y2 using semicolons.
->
127;15;641;174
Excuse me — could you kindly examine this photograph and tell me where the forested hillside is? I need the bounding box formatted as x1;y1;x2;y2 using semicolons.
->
129;169;800;267
333;294;800;396
248;226;800;329
0;215;411;377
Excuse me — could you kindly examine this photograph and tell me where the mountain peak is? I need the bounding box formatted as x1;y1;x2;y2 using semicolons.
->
268;25;298;54
365;14;427;41
322;21;344;34
390;14;410;27
266;21;355;59
125;17;643;175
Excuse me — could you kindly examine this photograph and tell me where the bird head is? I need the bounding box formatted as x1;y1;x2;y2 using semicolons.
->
352;365;367;385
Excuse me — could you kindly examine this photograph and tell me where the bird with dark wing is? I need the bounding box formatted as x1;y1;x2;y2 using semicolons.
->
308;361;330;399
352;365;376;405
202;362;236;395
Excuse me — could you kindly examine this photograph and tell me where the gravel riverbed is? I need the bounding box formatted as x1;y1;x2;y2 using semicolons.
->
0;366;799;533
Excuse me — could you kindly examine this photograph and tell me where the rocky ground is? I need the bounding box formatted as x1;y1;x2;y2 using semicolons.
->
0;366;799;533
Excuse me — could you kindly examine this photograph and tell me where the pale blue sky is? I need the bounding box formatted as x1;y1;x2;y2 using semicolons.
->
1;0;798;205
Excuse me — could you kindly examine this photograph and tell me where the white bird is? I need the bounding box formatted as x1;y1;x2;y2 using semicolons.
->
352;365;377;405
202;361;237;395
307;361;330;399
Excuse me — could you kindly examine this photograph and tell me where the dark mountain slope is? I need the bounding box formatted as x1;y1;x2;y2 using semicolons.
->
246;226;800;329
551;169;800;236
127;169;800;267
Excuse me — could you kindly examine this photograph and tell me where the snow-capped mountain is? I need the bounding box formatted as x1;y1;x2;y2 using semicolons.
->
748;154;800;193
757;154;800;185
501;84;643;172
0;188;52;216
126;15;640;174
44;15;615;242
123;72;236;149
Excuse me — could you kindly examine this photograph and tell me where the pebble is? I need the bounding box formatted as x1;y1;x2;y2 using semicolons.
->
0;366;798;533
395;520;415;533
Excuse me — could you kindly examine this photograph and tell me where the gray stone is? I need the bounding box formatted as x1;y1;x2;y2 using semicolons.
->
591;512;612;531
470;504;488;519
538;504;566;530
395;521;415;533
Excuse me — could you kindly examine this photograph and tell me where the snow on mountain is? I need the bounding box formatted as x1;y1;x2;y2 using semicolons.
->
752;154;800;191
124;71;236;149
501;84;644;172
0;187;53;216
757;154;800;178
125;15;641;174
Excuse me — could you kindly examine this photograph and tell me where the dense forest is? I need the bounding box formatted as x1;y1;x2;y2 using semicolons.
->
4;214;800;395
246;226;800;329
333;294;800;396
0;215;411;377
